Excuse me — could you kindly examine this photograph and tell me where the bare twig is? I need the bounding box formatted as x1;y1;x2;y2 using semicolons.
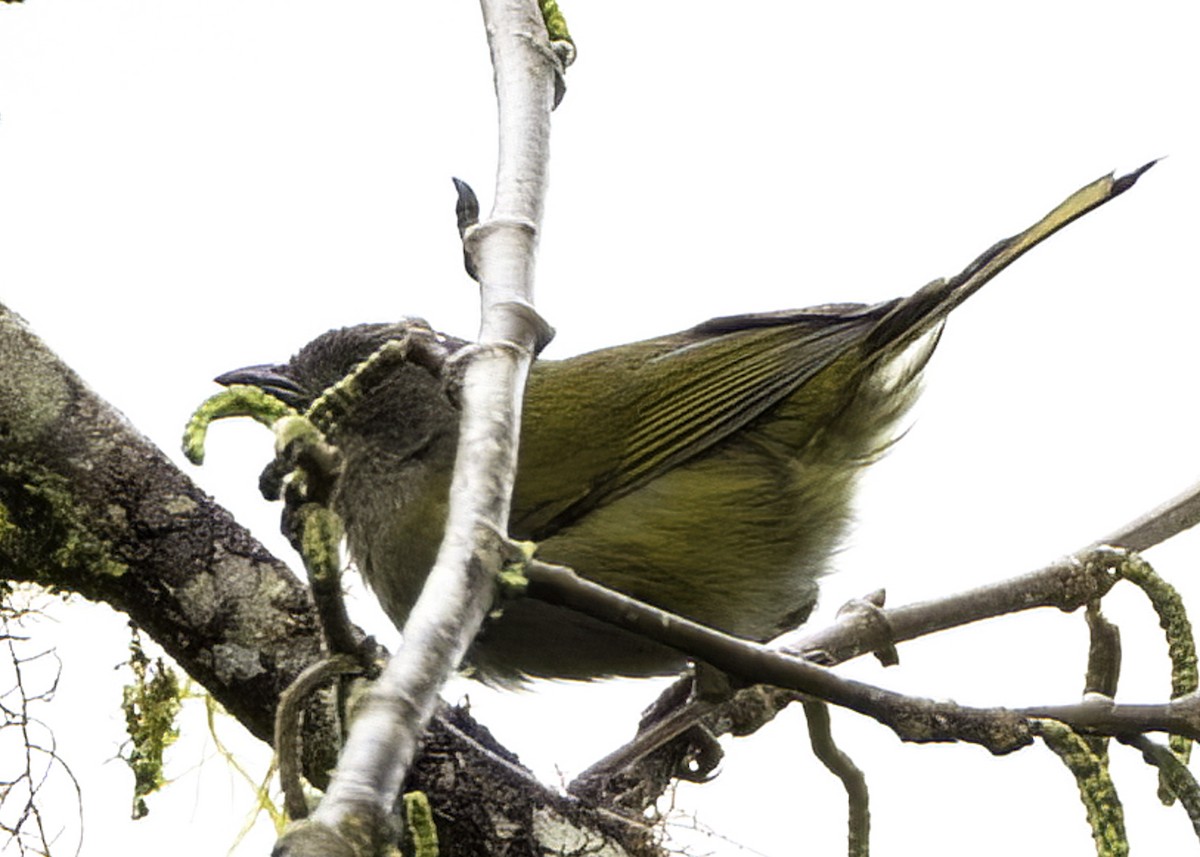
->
528;560;1035;754
1084;604;1122;699
571;474;1200;803
0;598;83;857
791;551;1123;667
1083;602;1122;757
803;700;869;857
275;655;363;821
1090;478;1200;554
1019;694;1200;741
1119;734;1200;839
569;549;1125;792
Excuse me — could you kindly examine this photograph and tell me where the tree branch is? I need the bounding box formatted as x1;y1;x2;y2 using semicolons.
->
293;0;561;848
568;481;1200;807
0;302;342;787
1090;478;1200;554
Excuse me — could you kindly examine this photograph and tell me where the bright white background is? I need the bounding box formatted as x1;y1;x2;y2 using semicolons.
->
1;1;1199;855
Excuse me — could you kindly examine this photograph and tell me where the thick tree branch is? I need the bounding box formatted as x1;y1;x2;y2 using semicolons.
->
0;302;341;786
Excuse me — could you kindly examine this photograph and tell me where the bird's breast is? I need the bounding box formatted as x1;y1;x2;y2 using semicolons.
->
335;443;456;632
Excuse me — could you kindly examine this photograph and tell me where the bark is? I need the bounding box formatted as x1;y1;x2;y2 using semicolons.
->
0;302;336;779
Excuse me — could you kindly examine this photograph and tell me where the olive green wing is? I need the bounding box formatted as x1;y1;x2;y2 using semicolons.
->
511;306;885;540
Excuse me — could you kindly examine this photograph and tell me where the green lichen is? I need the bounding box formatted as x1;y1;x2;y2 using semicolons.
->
182;384;298;465
274;412;328;455
199;692;288;838
1117;553;1199;701
0;337;72;445
296;503;345;584
1036;719;1128;857
496;564;529;600
121;629;183;820
493;541;539;613
1115;552;1196;800
307;338;416;434
539;0;573;49
403;791;439;857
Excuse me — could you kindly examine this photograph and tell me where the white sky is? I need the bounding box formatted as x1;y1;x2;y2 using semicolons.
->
2;1;1199;855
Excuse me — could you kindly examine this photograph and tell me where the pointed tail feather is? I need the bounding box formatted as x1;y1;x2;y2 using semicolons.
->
864;160;1156;359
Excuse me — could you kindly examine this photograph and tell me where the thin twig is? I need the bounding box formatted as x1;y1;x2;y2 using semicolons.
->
528;560;1034;754
1090;478;1200;554
1019;695;1200;741
803;700;869;857
1119;734;1200;839
275;655;363;821
571;475;1200;798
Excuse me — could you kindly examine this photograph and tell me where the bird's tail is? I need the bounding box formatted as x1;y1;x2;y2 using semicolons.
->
863;160;1157;362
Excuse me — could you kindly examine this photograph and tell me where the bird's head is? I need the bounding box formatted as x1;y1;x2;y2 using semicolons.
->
215;319;443;411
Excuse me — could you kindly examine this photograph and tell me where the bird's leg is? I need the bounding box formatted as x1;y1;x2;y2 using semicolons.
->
259;413;384;814
569;667;732;811
264;414;380;665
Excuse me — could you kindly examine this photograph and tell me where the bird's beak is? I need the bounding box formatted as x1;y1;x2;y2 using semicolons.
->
215;364;309;410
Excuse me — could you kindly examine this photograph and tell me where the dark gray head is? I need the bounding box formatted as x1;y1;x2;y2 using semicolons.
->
215;320;451;411
216;320;472;468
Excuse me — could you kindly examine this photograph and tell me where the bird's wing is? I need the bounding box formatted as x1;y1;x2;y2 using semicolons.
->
512;306;885;539
512;162;1155;539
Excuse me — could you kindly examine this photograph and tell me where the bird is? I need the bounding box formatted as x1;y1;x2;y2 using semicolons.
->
215;165;1149;685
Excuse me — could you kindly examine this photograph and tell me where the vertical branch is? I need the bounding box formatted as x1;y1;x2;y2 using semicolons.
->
472;0;558;342
279;1;560;851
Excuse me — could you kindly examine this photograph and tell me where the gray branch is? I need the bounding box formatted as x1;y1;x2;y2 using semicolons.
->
293;0;562;849
569;506;1200;807
0;303;341;786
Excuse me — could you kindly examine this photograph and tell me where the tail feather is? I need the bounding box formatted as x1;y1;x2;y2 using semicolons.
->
864;160;1157;360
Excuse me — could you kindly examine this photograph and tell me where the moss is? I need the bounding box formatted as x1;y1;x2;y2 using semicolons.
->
121;629;183;819
0;460;127;593
538;0;572;48
297;503;344;584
